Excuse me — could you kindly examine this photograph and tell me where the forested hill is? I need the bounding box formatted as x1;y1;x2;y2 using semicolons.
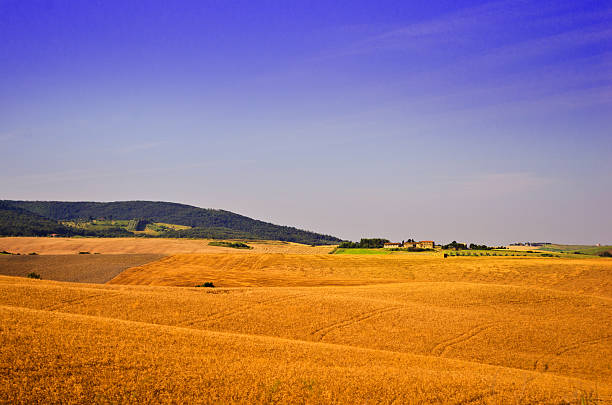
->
0;201;76;237
1;200;342;245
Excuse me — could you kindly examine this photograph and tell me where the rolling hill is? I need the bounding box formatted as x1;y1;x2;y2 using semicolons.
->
0;200;342;245
0;201;78;237
2;254;611;402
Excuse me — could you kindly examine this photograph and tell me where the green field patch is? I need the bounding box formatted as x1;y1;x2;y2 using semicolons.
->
62;219;132;231
62;219;195;236
539;244;612;256
334;248;391;255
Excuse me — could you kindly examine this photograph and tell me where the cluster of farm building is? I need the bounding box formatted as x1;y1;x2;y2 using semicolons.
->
383;241;435;249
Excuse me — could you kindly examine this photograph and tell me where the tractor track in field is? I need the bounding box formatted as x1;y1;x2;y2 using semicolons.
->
555;335;612;356
44;292;121;311
430;322;499;357
177;293;309;328
310;306;401;341
533;335;612;372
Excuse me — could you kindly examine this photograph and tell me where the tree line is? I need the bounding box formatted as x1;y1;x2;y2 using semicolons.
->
338;238;390;248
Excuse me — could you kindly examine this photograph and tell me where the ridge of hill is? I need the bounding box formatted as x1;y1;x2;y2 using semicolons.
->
0;200;342;245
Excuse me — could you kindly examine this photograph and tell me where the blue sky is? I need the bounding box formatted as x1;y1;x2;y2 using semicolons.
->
1;0;611;244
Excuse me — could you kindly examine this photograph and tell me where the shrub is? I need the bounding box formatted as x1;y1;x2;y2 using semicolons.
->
443;253;448;258
28;252;38;255
26;272;41;279
196;282;215;288
208;241;252;249
599;251;612;258
78;251;90;254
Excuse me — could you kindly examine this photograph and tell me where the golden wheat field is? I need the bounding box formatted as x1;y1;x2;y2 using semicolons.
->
1;250;612;403
0;237;334;255
110;253;612;296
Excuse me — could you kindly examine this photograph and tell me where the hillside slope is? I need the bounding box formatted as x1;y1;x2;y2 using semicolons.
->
1;200;342;244
0;201;76;237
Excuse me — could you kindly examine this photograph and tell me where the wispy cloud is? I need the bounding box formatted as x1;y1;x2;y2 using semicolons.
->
347;0;513;53
329;1;612;58
471;25;612;69
292;2;612;136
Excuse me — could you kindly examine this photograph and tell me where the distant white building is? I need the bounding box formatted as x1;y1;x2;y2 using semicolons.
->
383;242;402;249
416;241;435;249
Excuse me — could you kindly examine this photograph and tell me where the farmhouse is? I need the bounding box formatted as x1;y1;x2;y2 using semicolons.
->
383;242;402;249
383;241;435;249
417;241;435;249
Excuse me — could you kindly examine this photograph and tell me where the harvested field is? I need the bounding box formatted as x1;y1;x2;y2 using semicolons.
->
1;273;610;403
2;251;612;403
0;254;164;283
0;237;334;255
110;254;612;297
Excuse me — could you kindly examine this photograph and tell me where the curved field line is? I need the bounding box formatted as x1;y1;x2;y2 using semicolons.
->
209;294;307;321
44;292;120;311
555;335;612;356
533;335;612;372
430;323;498;357
178;293;308;328
310;306;401;341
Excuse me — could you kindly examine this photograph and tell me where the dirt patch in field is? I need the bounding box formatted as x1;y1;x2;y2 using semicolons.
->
0;254;165;283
